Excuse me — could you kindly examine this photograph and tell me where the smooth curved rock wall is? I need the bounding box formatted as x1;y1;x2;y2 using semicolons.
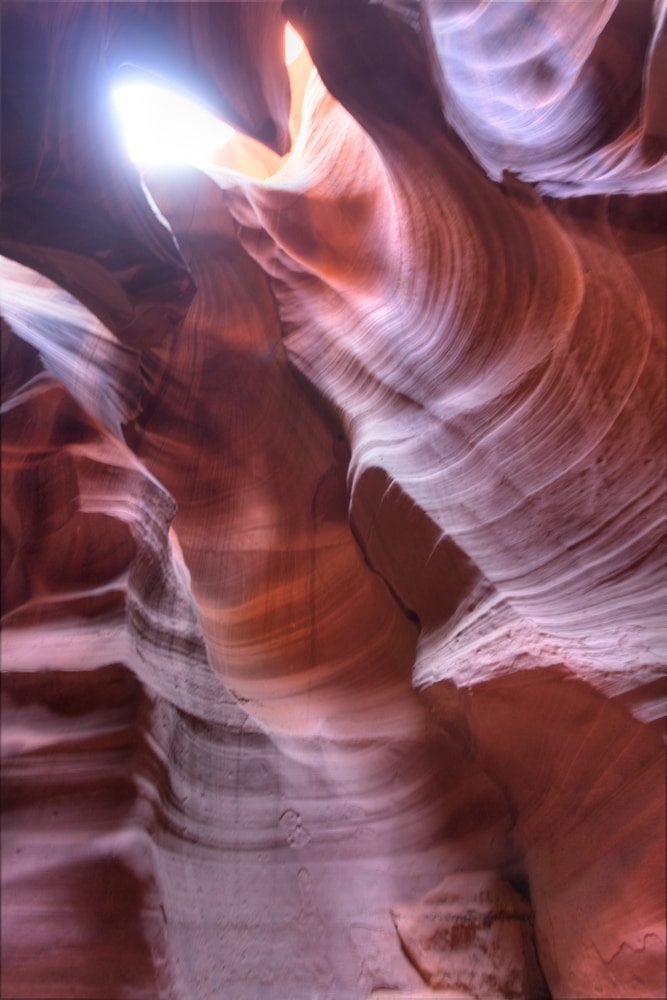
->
1;2;665;998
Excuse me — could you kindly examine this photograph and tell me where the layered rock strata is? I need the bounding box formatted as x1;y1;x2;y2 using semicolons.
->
1;1;665;998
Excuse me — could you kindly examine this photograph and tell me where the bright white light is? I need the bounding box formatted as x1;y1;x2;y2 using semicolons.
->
285;23;305;65
113;82;234;166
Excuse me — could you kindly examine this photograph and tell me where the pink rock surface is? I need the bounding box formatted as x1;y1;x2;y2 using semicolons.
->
1;2;665;998
392;871;548;998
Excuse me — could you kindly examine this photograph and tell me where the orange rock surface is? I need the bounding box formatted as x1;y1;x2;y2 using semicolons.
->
1;2;665;998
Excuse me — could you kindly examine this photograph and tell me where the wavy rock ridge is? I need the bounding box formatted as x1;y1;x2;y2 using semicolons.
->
1;2;665;998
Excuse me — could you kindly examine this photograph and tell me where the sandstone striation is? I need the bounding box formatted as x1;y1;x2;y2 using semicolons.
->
1;1;665;998
392;870;549;998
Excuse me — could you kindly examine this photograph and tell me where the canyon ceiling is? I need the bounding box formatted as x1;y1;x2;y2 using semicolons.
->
1;2;665;999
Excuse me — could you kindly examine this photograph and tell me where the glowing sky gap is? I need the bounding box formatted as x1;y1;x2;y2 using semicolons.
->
113;25;305;167
112;84;234;166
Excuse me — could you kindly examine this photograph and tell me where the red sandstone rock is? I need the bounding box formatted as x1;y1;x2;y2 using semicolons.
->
1;2;665;998
392;871;549;998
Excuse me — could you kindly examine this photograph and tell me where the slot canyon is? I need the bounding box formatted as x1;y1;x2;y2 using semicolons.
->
1;2;665;998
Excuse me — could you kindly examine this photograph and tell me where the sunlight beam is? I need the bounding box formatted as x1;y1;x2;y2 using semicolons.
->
285;23;305;65
112;83;234;167
113;26;305;168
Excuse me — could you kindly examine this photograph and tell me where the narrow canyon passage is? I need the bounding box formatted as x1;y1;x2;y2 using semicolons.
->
1;2;665;999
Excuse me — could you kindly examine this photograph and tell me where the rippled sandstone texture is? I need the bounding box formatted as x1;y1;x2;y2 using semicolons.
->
1;2;665;998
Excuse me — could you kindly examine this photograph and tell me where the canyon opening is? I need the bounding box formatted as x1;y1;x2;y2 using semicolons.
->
1;2;665;999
